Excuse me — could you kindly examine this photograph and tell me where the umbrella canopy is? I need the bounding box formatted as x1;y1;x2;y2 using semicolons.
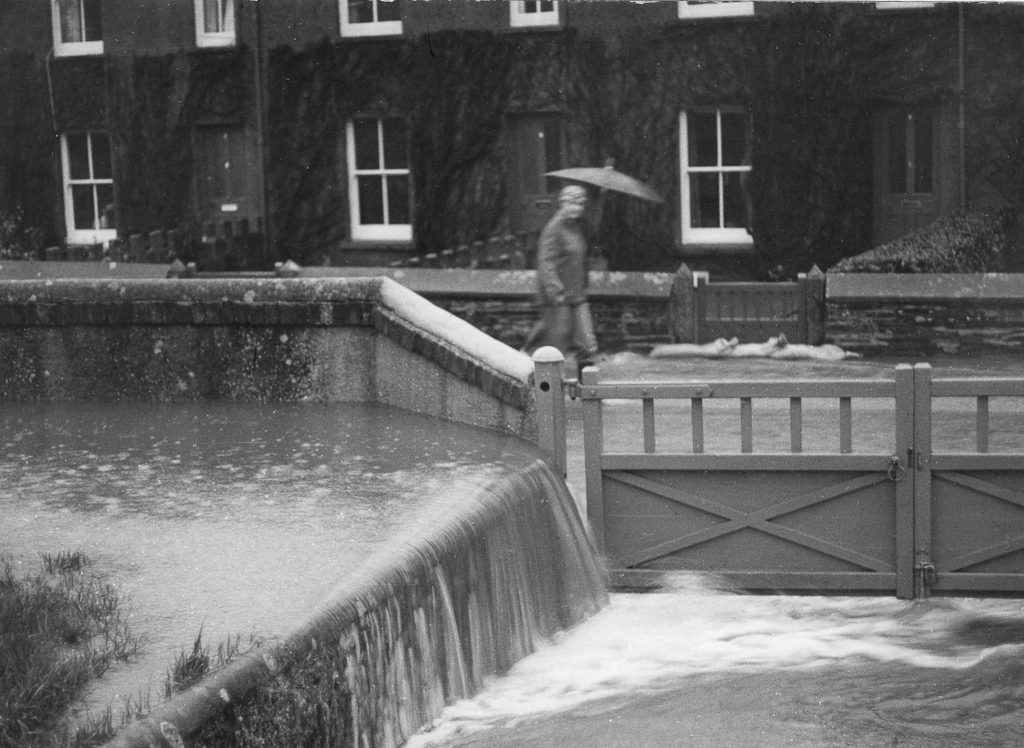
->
544;167;663;204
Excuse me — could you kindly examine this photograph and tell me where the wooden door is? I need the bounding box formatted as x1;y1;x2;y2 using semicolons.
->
194;126;257;226
507;114;563;236
872;103;956;246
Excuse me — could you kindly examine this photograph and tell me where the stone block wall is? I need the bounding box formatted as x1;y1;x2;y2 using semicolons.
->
826;273;1024;356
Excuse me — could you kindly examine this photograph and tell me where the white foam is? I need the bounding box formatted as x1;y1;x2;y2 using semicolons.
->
407;574;1024;746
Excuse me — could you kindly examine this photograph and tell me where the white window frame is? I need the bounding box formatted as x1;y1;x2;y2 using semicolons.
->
195;0;236;48
510;1;561;28
346;118;412;242
679;108;753;246
677;1;754;20
339;0;403;38
52;0;104;57
60;131;117;246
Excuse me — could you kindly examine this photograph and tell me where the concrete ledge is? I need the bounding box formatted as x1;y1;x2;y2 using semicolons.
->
0;276;535;436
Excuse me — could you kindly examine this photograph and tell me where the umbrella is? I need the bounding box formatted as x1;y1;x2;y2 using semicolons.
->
544;166;664;204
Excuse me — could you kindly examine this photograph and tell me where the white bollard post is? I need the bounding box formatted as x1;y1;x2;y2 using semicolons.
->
532;346;567;476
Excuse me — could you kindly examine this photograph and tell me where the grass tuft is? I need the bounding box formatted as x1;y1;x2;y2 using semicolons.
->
0;552;142;747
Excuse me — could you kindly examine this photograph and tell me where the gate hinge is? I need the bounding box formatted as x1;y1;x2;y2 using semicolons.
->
566;378;581;400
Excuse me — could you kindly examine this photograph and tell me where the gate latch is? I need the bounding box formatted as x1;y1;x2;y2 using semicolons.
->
887;455;906;482
916;562;937;586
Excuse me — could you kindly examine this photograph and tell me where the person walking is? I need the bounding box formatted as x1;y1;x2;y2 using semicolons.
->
521;184;600;373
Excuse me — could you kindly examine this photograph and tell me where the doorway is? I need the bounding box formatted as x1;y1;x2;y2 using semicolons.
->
872;102;957;246
507;113;564;236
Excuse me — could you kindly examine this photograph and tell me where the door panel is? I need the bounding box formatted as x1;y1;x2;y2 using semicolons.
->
194;126;256;225
507;114;563;236
872;103;957;246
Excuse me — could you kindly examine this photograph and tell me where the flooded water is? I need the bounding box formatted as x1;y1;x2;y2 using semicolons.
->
408;351;1024;748
5;351;1023;746
410;575;1024;747
0;402;539;717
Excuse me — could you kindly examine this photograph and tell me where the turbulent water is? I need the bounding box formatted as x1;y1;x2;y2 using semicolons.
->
408;353;1024;748
409;574;1024;747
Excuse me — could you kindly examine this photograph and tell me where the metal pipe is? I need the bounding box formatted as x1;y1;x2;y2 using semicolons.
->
958;3;967;211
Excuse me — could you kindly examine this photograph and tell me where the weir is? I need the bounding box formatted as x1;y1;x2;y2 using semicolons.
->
105;459;607;747
0;275;607;746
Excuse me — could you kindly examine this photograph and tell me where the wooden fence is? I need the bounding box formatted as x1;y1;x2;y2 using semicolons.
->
389;232;536;270
668;264;826;345
43;219;263;269
533;351;1024;598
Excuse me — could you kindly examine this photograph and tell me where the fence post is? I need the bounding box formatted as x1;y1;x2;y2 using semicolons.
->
694;272;708;344
805;265;826;345
580;364;605;552
913;363;934;599
668;263;694;343
532;346;567;477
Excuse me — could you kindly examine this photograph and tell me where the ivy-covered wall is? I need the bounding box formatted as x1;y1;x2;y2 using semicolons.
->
4;3;1024;276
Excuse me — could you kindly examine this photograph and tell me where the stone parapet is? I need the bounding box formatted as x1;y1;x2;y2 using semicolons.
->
0;277;535;437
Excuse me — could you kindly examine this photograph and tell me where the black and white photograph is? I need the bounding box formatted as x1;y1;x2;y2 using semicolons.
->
3;1;1024;746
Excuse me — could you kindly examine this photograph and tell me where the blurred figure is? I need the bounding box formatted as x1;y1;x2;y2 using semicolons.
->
521;185;599;374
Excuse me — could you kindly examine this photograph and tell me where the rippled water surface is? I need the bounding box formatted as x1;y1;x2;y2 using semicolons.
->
1;402;538;715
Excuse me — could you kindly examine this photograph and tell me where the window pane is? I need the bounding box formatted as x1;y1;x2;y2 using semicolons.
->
378;0;401;23
381;119;407;169
358;176;384;224
67;133;91;179
96;183;115;228
347;0;375;24
688;112;718;167
72;184;97;230
722;172;748;228
914;112;933;193
204;0;220;32
386;175;410;224
59;0;83;43
83;0;103;41
720;113;748;167
353;120;380;170
888;113;907;194
90;132;111;180
689;173;720;228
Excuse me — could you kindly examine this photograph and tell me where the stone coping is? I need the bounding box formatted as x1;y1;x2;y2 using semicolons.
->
298;266;676;299
828;273;1024;303
0;276;534;410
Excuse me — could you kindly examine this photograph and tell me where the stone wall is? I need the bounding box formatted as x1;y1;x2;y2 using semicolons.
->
0;277;536;437
826;273;1024;356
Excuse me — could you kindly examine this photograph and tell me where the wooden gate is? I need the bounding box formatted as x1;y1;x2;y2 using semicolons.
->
534;359;1024;598
912;365;1024;597
667;265;826;346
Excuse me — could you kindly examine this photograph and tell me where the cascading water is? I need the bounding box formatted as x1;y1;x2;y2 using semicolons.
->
109;458;607;747
319;459;608;748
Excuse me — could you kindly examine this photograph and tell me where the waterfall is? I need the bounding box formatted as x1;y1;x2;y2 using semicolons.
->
106;458;607;747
